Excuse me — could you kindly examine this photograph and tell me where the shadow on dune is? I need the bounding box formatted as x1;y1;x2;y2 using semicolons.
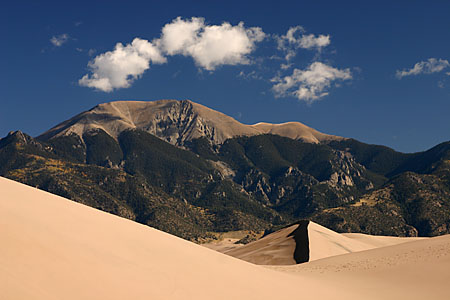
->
287;220;310;263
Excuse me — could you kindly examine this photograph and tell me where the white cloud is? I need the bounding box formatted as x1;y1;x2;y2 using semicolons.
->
396;58;450;79
280;63;292;70
158;17;204;56
79;17;266;91
158;17;265;70
298;34;330;49
277;26;330;61
79;38;166;92
272;62;352;103
50;34;69;47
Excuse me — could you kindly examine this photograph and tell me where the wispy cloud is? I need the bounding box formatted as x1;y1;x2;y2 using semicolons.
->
50;34;69;47
396;58;450;79
271;62;352;103
238;70;263;80
298;34;331;49
276;26;330;61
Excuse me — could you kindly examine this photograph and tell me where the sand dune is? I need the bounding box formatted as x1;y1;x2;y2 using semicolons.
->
308;222;425;260
223;221;425;265
0;177;334;300
269;235;450;300
223;224;300;265
1;176;449;300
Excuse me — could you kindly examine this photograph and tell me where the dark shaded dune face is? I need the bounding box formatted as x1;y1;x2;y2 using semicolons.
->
288;220;310;263
221;221;310;265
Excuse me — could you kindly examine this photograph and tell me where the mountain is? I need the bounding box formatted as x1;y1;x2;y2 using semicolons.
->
315;140;450;236
38;99;343;146
0;130;282;240
1;99;450;240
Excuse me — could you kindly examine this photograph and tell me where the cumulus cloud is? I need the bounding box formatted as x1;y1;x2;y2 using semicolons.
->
79;17;265;92
158;17;204;56
157;17;265;70
277;26;330;61
50;34;69;47
272;62;352;103
396;58;450;79
79;38;166;92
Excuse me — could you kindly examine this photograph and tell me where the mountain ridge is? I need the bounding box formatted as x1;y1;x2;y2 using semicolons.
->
38;99;344;146
1;99;450;241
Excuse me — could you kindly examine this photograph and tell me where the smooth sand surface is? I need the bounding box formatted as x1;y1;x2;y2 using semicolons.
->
224;221;425;265
0;177;336;300
224;225;299;265
2;176;449;300
269;235;450;300
309;222;426;261
201;238;242;252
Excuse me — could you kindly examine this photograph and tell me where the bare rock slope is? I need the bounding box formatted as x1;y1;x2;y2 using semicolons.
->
39;99;343;145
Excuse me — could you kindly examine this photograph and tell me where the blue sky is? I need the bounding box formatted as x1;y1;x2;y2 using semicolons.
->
1;0;449;153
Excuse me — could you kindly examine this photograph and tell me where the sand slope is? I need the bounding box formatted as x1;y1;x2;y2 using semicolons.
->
270;235;450;300
0;177;335;300
223;221;425;265
223;224;300;265
308;222;425;260
2;176;449;300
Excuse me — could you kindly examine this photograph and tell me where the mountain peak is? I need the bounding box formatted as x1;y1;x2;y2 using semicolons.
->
38;99;344;145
